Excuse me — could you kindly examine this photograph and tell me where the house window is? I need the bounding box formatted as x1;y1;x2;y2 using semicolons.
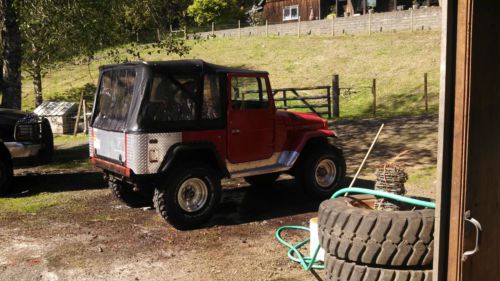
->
283;5;299;21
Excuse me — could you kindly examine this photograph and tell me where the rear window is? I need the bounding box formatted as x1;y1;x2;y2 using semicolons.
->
93;69;136;131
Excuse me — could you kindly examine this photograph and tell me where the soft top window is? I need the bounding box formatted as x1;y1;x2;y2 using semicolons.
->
93;69;136;131
145;74;198;122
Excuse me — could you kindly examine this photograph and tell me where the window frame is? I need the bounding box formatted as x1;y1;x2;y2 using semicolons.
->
283;5;299;21
229;75;270;111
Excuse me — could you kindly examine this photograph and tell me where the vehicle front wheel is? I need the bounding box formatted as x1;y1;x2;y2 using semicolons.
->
153;163;221;230
296;145;346;199
0;157;13;196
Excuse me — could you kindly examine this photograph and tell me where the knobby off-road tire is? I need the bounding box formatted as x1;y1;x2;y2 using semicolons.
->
319;195;435;267
325;255;432;281
296;145;346;199
153;163;221;230
0;157;13;196
110;180;151;208
244;173;280;187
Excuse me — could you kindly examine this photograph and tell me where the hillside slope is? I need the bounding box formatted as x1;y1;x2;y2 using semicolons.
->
21;31;441;118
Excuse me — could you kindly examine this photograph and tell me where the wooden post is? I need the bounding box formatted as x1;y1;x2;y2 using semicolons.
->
265;20;268;37
297;17;301;38
283;90;288;111
136;32;139;42
372;78;377;116
331;17;334;36
368;10;372;34
156;28;161;41
424;73;428;112
212;22;215;36
238;20;241;38
184;26;187;39
82;100;88;135
73;92;84;136
327;86;332;118
410;8;414;32
332;75;340;117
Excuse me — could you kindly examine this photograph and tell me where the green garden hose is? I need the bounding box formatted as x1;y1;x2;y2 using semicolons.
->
275;187;436;271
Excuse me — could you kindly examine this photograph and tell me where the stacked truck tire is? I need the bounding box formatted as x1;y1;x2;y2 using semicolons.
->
318;195;435;281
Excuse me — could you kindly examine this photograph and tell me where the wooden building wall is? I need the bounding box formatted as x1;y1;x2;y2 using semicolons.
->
263;0;324;23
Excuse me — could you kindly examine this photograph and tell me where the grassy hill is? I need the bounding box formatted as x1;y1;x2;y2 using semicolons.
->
20;31;441;118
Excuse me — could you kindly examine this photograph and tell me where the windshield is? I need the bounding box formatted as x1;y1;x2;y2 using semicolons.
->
93;69;136;131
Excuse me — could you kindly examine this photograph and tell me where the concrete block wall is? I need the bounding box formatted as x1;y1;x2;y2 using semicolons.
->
196;7;441;39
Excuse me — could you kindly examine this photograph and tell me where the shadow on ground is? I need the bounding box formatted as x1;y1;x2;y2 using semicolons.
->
209;176;374;227
9;172;106;198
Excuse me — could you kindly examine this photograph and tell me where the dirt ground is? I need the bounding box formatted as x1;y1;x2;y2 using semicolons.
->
0;115;438;281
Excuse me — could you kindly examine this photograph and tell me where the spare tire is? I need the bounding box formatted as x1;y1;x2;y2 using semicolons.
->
319;195;434;267
325;255;432;281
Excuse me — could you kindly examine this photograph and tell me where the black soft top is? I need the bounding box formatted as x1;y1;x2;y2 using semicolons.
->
99;59;268;75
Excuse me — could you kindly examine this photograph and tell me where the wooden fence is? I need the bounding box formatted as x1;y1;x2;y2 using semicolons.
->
272;86;332;118
274;73;430;119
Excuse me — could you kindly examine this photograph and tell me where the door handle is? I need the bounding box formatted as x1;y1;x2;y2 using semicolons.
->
462;210;482;261
231;129;240;134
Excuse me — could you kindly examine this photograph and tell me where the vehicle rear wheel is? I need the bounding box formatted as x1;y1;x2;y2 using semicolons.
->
244;173;280;187
153;163;221;230
296;145;346;199
0;157;13;196
110;180;151;208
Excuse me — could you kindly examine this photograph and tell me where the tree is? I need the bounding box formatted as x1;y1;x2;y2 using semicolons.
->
117;0;193;33
17;0;118;107
187;0;243;25
0;0;22;109
14;0;194;108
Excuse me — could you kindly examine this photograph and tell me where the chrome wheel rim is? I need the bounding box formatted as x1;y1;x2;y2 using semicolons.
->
315;159;337;188
177;178;208;213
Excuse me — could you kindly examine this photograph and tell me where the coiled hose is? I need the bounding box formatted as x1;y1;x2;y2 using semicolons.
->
275;187;436;271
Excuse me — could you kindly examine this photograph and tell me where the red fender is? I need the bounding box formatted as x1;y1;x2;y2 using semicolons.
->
288;129;337;153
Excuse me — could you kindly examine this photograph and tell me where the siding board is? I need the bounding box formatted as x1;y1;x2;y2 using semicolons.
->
263;0;323;23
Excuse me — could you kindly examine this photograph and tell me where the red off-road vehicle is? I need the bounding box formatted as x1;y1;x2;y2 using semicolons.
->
89;60;345;229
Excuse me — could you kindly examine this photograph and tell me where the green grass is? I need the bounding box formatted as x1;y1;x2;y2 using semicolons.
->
406;165;437;190
0;192;67;216
19;31;441;119
53;134;89;143
0;190;102;219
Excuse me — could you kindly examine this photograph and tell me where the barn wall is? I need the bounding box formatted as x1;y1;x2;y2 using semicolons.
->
263;0;323;23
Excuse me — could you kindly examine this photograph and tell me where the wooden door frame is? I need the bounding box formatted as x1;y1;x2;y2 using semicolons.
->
433;0;457;279
444;0;473;279
436;0;499;280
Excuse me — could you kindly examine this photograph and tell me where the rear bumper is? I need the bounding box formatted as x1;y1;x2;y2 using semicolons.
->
91;157;130;177
4;142;41;158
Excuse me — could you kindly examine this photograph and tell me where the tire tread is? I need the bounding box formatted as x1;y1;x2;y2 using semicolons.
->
325;255;432;281
319;195;435;267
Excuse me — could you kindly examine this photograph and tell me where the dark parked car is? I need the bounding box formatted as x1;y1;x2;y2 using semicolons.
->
0;108;54;195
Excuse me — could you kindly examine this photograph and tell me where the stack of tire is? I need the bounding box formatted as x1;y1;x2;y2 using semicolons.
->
318;195;434;281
